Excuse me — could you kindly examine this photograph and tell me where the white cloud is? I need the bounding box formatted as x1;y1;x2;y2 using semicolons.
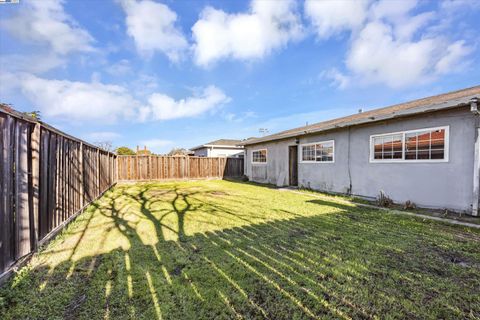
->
140;85;231;120
369;0;418;20
3;72;231;123
304;0;369;38
434;40;472;74
321;68;350;89
14;73;138;123
223;110;257;123
311;0;475;88
120;0;188;62
440;0;480;12
105;59;132;76
346;21;439;88
392;11;434;41
0;0;94;55
192;0;303;67
0;53;65;74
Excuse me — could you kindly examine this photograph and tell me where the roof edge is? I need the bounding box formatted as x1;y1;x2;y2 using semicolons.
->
240;94;478;146
190;144;244;150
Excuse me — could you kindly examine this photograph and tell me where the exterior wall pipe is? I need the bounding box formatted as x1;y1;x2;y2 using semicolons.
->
471;98;480;216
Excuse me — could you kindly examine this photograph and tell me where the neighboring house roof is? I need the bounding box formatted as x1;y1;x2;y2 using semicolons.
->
240;85;480;146
190;139;244;150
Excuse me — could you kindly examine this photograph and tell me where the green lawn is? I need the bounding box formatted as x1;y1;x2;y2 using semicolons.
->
1;180;480;319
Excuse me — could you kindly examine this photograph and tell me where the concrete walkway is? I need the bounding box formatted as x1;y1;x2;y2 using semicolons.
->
280;188;480;229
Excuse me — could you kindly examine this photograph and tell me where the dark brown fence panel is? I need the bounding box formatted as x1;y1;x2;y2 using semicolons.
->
14;121;32;259
224;157;244;177
0;114;15;274
117;156;244;181
0;108;117;278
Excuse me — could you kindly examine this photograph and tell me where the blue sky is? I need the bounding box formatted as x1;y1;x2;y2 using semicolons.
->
0;0;479;153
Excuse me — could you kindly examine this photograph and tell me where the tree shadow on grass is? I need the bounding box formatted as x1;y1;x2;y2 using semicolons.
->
1;183;480;320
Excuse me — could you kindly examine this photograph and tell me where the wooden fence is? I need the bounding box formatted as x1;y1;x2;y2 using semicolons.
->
0;107;116;278
117;155;244;181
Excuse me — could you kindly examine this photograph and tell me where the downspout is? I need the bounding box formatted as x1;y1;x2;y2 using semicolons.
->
347;126;352;195
471;98;480;216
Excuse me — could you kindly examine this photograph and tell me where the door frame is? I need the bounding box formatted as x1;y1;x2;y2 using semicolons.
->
288;145;298;186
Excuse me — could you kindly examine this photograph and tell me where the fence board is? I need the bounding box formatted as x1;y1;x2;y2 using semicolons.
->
117;156;244;181
14;121;31;259
0;115;15;272
0;107;117;278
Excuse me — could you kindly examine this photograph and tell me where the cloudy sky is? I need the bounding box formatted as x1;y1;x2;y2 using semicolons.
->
0;0;479;153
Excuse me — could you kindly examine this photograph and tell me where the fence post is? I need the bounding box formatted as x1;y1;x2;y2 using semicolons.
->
79;142;84;208
96;149;100;196
30;123;40;251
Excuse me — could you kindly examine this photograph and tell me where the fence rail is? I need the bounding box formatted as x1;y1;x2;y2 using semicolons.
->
0;107;116;278
117;155;244;181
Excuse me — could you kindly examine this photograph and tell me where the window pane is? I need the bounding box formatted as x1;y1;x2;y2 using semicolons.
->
373;134;403;160
392;138;402;152
315;141;334;162
417;150;430;159
405;151;416;160
253;150;267;163
405;132;417;152
405;128;446;161
431;149;444;159
302;145;315;161
373;137;383;153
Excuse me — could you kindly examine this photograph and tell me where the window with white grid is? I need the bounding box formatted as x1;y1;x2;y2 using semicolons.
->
252;149;267;163
370;126;448;162
301;140;334;163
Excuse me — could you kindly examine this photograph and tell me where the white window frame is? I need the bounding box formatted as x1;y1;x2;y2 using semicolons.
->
299;140;335;164
369;126;449;163
251;149;268;164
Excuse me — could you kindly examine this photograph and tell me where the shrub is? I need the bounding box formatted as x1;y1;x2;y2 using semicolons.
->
404;200;417;210
377;190;393;207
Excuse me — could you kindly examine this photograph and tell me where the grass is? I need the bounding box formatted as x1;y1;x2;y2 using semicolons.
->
1;180;480;319
297;187;480;225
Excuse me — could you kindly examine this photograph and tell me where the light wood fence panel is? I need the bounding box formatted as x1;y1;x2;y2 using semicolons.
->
117;156;244;181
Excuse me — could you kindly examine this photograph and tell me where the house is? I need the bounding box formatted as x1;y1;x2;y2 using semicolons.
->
240;86;480;216
190;139;244;158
